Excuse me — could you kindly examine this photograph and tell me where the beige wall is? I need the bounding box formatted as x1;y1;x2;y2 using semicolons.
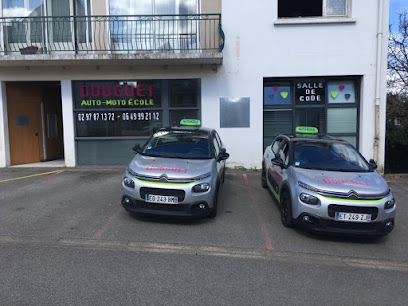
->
201;0;221;14
91;0;106;15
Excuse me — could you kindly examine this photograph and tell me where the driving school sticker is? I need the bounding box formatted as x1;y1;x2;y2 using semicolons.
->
323;178;369;186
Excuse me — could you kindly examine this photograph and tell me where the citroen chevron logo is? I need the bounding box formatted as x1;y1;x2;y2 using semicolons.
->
348;190;359;199
159;174;169;182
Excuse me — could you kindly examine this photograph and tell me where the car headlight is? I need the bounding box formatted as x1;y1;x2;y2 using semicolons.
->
194;172;211;180
299;193;320;205
384;198;395;209
192;183;210;193
127;167;138;177
123;177;135;188
298;181;320;192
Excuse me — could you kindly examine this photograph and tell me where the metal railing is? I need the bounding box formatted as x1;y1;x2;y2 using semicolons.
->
0;14;224;55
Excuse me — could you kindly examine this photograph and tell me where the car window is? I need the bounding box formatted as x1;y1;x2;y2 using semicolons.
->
141;131;212;159
214;132;222;148
213;136;220;157
279;141;289;166
293;141;371;172
279;140;289;167
271;138;282;156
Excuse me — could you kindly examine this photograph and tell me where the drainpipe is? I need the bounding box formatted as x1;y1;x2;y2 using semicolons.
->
374;0;384;172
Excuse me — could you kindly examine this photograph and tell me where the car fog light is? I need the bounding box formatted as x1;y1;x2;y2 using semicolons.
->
123;197;130;204
303;215;310;222
384;199;395;209
199;204;206;209
192;183;210;193
123;177;135;188
299;193;319;205
385;221;394;229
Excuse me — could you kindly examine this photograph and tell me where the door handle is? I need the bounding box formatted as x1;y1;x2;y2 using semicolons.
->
35;132;39;136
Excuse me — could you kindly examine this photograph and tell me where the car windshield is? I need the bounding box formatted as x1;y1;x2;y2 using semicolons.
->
293;141;372;172
141;131;212;159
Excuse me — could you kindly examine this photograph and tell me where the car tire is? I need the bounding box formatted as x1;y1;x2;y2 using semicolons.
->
261;163;267;189
280;191;294;228
208;186;219;218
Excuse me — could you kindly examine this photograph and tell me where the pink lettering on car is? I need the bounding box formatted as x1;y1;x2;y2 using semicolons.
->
146;165;188;173
323;178;369;186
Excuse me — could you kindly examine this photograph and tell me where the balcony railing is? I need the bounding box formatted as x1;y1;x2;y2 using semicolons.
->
0;14;224;55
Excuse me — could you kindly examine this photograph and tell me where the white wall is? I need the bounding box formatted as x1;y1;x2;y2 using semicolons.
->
0;0;389;169
199;0;389;169
0;82;10;167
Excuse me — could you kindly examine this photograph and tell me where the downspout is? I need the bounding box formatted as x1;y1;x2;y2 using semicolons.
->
374;0;384;172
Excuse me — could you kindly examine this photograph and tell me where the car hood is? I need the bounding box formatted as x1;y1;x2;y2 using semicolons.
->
293;167;390;196
128;154;214;179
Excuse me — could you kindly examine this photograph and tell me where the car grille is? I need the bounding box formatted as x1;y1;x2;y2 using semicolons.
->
328;204;378;220
318;189;390;201
140;187;186;202
323;220;379;232
135;174;196;184
134;200;190;212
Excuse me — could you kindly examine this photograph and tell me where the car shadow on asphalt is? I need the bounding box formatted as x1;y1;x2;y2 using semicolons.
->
292;227;387;244
127;213;213;226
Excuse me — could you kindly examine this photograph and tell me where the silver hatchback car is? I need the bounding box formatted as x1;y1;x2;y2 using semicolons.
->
122;119;229;218
262;127;396;236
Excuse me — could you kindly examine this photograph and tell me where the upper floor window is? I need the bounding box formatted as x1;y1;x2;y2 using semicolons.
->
109;0;198;15
278;0;348;18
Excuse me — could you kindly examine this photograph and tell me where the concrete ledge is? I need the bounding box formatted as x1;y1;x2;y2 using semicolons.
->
0;52;223;66
274;17;356;26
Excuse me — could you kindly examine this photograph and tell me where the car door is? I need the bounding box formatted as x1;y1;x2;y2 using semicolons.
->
267;137;289;200
212;131;223;180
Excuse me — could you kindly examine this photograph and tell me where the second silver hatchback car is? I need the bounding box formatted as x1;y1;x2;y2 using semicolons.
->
262;127;396;236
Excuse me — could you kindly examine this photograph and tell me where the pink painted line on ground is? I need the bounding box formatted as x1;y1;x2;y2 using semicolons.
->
93;208;123;239
48;170;66;177
243;174;274;251
399;222;408;231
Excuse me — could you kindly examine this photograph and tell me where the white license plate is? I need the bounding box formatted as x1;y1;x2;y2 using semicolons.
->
145;194;178;204
335;212;371;222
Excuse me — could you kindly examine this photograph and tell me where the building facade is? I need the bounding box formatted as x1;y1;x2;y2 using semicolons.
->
0;0;389;171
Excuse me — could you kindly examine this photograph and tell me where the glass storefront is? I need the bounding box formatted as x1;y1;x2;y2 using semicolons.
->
263;76;360;149
73;79;201;166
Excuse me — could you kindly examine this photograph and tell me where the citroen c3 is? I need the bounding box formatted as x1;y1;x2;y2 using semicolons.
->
262;126;396;236
121;119;229;218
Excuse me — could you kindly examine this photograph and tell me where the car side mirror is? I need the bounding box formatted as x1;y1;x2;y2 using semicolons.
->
218;148;230;161
132;144;141;154
272;157;284;168
369;159;377;170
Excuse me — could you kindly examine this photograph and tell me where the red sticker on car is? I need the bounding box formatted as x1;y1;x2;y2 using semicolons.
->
146;165;188;173
323;178;369;186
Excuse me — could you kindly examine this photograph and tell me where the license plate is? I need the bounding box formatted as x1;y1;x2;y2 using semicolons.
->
335;212;371;222
145;194;178;204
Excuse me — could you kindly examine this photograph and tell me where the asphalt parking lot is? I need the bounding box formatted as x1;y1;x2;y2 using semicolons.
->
1;167;408;304
0;167;408;262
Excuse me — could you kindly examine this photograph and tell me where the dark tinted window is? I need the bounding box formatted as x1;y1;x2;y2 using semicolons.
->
293;141;371;172
142;131;211;159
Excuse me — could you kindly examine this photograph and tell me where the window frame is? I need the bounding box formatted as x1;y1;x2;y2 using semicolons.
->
263;76;360;150
277;0;351;19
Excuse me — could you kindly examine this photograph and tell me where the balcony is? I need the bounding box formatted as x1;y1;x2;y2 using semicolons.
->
0;14;224;67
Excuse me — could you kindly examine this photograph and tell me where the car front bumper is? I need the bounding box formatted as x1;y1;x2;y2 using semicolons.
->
121;195;211;218
294;213;394;236
121;171;216;218
290;187;396;236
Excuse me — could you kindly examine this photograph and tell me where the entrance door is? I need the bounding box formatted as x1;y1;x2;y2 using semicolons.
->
7;84;43;165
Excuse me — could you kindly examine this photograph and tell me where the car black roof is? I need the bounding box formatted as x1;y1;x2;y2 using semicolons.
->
157;125;214;135
277;133;349;144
